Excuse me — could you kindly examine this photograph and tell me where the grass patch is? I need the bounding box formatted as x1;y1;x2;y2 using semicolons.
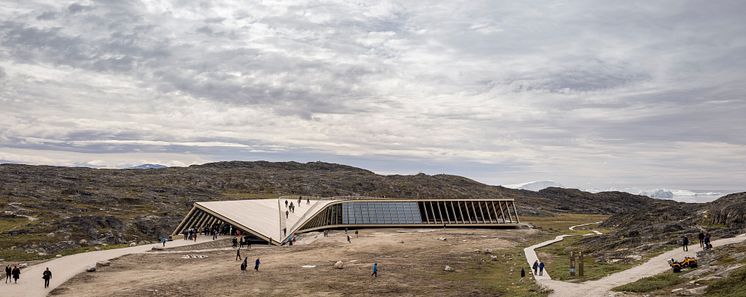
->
536;236;636;281
0;217;32;233
442;247;550;297
705;263;746;297
612;271;686;292
523;214;608;235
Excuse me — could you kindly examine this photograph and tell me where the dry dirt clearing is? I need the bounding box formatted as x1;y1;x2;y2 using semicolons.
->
51;228;541;297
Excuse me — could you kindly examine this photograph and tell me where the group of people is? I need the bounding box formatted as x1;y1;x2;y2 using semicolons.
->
681;231;713;252
4;265;52;289
531;260;546;276
239;257;261;273
4;265;21;284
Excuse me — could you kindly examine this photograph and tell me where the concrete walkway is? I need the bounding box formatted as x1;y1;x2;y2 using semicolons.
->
3;237;213;297
523;222;602;280
524;222;746;297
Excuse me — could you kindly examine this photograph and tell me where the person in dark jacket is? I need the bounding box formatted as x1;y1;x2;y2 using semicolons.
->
254;258;261;271
521;267;526;278
42;267;52;288
532;260;539;275
698;232;705;248
539;262;545;276
11;265;20;283
236;247;242;261
4;265;10;283
240;258;247;273
682;236;689;251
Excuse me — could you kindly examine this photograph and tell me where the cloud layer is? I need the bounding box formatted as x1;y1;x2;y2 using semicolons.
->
1;0;745;191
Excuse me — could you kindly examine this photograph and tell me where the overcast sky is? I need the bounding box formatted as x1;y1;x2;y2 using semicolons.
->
1;0;745;192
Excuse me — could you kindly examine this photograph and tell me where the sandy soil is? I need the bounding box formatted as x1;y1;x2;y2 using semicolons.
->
51;228;537;297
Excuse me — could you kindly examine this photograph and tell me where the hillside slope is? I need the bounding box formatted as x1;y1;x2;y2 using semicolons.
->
0;161;673;259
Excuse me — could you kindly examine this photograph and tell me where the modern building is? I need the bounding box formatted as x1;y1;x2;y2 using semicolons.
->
172;196;520;245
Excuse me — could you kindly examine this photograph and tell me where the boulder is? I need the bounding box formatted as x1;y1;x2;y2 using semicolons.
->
437;237;447;241
86;266;96;272
444;265;454;272
79;239;88;246
334;261;344;269
483;248;493;254
129;242;137;247
96;261;111;267
490;255;498;261
18;263;28;268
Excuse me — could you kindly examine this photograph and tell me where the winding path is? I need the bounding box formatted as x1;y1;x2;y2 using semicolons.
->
4;237;214;297
524;222;746;297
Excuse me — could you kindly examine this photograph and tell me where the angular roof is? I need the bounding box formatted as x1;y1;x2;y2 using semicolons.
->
194;199;335;242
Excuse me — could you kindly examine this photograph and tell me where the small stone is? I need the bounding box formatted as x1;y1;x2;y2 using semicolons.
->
437;237;447;241
129;242;137;247
671;288;683;293
56;255;62;258
334;261;344;269
18;263;28;268
79;239;88;246
46;232;55;237
483;248;493;254
86;266;97;272
490;255;498;261
444;265;455;272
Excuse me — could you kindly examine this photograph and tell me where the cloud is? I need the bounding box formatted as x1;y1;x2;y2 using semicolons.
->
0;0;744;191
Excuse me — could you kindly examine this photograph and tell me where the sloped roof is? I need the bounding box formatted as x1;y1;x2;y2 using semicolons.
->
195;199;335;242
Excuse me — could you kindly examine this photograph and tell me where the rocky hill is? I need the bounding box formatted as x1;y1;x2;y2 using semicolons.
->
0;161;719;260
576;192;745;263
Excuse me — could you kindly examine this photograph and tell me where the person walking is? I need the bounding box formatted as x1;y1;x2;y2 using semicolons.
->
240;258;248;273
289;202;294;213
355;230;359;238
371;262;378;277
285;200;288;208
42;267;52;288
232;237;238;248
307;198;310;205
704;233;712;250
285;210;289;219
254;258;261;271
11;265;20;284
347;235;351;243
161;237;167;247
532;260;539;275
236;247;242;261
5;265;10;283
539;262;545;276
698;232;705;248
520;267;526;279
682;236;689;251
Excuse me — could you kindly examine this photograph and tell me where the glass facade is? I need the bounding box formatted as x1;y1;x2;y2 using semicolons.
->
342;202;423;224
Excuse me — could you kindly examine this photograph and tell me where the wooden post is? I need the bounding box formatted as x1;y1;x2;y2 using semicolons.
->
578;251;584;277
569;251;576;277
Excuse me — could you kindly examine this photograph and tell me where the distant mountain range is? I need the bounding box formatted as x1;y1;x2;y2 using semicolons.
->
128;164;167;169
503;180;726;203
503;180;563;191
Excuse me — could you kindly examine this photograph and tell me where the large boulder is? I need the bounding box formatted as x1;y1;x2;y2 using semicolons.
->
334;261;344;269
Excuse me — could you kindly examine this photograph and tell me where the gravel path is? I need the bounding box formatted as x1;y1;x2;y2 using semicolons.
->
3;238;212;297
524;222;746;297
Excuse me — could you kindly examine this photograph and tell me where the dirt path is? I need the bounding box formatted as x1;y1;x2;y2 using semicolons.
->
3;238;213;297
525;223;746;297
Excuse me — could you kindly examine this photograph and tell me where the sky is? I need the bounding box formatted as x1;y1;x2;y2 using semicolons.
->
1;0;745;192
